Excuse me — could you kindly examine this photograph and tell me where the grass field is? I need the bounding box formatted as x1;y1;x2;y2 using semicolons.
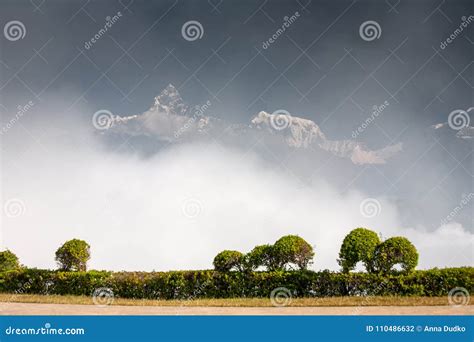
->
0;293;458;307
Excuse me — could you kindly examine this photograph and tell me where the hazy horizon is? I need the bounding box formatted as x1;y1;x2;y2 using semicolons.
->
1;0;472;271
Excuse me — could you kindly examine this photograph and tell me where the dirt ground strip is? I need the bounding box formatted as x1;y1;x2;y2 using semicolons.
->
0;303;472;315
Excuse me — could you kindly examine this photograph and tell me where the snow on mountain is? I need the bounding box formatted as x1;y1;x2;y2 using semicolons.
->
250;111;326;147
152;83;188;116
109;84;216;141
106;84;402;164
250;110;402;164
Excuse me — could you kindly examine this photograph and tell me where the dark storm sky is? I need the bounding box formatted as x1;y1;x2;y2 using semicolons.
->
1;0;472;145
0;1;473;270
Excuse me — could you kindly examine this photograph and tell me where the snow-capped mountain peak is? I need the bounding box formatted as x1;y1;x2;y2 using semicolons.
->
105;85;402;164
248;110;401;164
152;84;188;116
250;111;326;147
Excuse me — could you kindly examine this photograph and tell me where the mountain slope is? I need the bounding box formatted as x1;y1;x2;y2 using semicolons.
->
106;84;402;165
250;110;402;164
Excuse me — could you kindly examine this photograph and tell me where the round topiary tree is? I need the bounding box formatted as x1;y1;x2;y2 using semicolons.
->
0;250;20;272
55;239;90;271
338;228;381;273
245;244;276;271
372;236;418;274
213;250;244;272
273;235;314;270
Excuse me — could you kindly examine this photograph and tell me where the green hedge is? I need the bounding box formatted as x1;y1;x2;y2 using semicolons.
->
0;267;472;299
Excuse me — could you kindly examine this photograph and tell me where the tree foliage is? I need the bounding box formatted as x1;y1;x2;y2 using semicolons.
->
213;250;244;272
0;250;20;272
373;236;418;274
55;239;90;272
245;244;277;271
272;235;314;270
338;228;380;273
2;267;471;299
217;235;314;272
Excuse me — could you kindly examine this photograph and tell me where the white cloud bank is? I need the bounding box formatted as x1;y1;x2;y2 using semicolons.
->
2;129;472;272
